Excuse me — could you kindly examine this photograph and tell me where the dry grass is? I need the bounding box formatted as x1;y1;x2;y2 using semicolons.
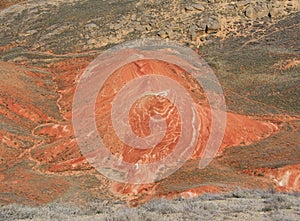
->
1;189;299;221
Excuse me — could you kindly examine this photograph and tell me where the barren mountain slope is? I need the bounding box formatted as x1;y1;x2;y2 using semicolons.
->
0;0;299;207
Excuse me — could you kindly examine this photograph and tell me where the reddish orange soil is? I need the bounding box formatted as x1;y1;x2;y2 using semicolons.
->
0;57;298;205
93;59;279;165
0;0;27;10
243;165;300;192
218;113;279;155
171;186;223;199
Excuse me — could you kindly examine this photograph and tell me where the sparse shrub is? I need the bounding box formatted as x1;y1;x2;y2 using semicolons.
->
143;198;178;214
0;204;35;221
86;199;112;215
182;199;198;213
0;190;299;220
198;192;225;201
263;194;292;212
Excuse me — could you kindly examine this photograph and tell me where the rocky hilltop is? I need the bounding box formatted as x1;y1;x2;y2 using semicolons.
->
0;0;299;206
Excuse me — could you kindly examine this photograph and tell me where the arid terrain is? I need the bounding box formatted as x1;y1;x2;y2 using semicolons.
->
0;0;299;220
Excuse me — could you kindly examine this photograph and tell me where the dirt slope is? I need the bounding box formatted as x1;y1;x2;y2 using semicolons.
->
0;0;299;206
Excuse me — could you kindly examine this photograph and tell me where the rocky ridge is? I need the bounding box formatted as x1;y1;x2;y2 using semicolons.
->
1;0;299;55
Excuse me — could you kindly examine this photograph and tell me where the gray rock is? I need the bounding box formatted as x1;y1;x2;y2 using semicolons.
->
192;3;205;11
114;23;123;30
190;31;197;41
87;38;97;45
85;23;98;30
130;14;137;21
185;5;194;11
189;24;197;32
11;56;28;63
244;4;257;19
135;24;144;32
208;19;220;30
26;29;38;35
244;3;269;19
157;30;168;39
200;16;220;31
269;7;284;18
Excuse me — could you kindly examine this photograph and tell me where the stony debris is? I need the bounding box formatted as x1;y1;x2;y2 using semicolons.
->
0;0;299;54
